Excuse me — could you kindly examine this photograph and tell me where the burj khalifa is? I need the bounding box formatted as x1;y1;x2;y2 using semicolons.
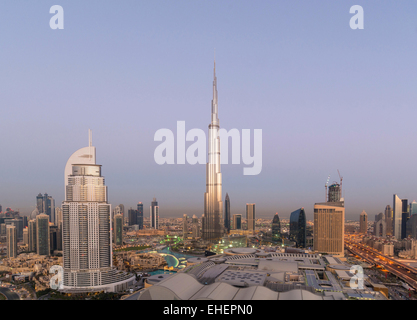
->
202;61;224;242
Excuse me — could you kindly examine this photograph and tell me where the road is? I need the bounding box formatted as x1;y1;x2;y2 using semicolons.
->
0;287;20;300
345;238;417;290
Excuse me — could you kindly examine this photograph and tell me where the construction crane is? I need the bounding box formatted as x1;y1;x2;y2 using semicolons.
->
325;175;330;202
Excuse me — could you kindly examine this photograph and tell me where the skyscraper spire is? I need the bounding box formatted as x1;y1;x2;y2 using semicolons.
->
203;60;223;242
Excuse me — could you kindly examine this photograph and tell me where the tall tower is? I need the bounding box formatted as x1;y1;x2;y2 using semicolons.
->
36;213;50;256
224;193;231;234
272;213;281;243
393;194;402;239
202;60;223;242
290;208;307;248
6;225;17;258
62;130;135;292
246;204;256;234
137;202;144;230
150;198;159;229
359;210;368;234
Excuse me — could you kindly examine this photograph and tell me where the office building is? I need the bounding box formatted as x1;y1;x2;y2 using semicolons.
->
272;213;281;243
6;225;17;258
113;214;123;246
191;215;200;238
150;198;159;229
393;194;402;239
137;202;144;230
402;199;409;240
359;210;368;234
202;61;223;242
36;213;50;256
36;193;44;213
28;220;37;252
5;218;23;240
233;214;242;230
314;200;345;257
224;193;231;234
62;131;135;292
328;183;341;202
183;214;189;239
23;227;29;246
385;205;393;236
374;213;386;238
246;204;255;234
290;208;307;248
128;208;138;226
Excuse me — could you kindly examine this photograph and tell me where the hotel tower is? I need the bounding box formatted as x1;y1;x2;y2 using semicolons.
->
202;61;224;242
62;130;134;292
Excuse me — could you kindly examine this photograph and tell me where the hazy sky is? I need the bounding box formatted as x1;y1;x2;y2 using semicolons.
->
1;0;417;220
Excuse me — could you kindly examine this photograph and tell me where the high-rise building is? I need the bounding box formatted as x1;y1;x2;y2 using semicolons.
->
55;207;63;227
402;199;409;240
6;225;17;258
374;212;386;237
328;183;341;202
128;208;137;226
5;218;23;240
62;131;135;292
150;198;159;229
183;214;188;239
246;204;255;234
290;208;307;248
385;205;393;236
36;193;55;223
191;215;200;238
314;196;345;257
36;213;50;256
23;227;29;246
359;210;368;234
36;193;44;213
410;201;417;216
272;213;281;243
224;193;231;234
202;61;223;242
137;202;144;230
50;225;58;253
113;214;123;246
28;220;36;252
233;214;242;230
393;195;403;239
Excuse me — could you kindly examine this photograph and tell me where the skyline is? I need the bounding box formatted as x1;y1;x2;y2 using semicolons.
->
2;1;417;220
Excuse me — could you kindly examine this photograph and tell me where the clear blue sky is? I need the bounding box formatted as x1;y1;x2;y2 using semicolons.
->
1;0;417;220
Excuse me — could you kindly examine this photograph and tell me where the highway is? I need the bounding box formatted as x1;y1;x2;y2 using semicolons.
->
0;287;20;300
345;237;417;291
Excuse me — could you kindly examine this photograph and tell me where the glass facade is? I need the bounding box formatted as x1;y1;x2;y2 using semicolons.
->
272;213;281;243
290;208;306;248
